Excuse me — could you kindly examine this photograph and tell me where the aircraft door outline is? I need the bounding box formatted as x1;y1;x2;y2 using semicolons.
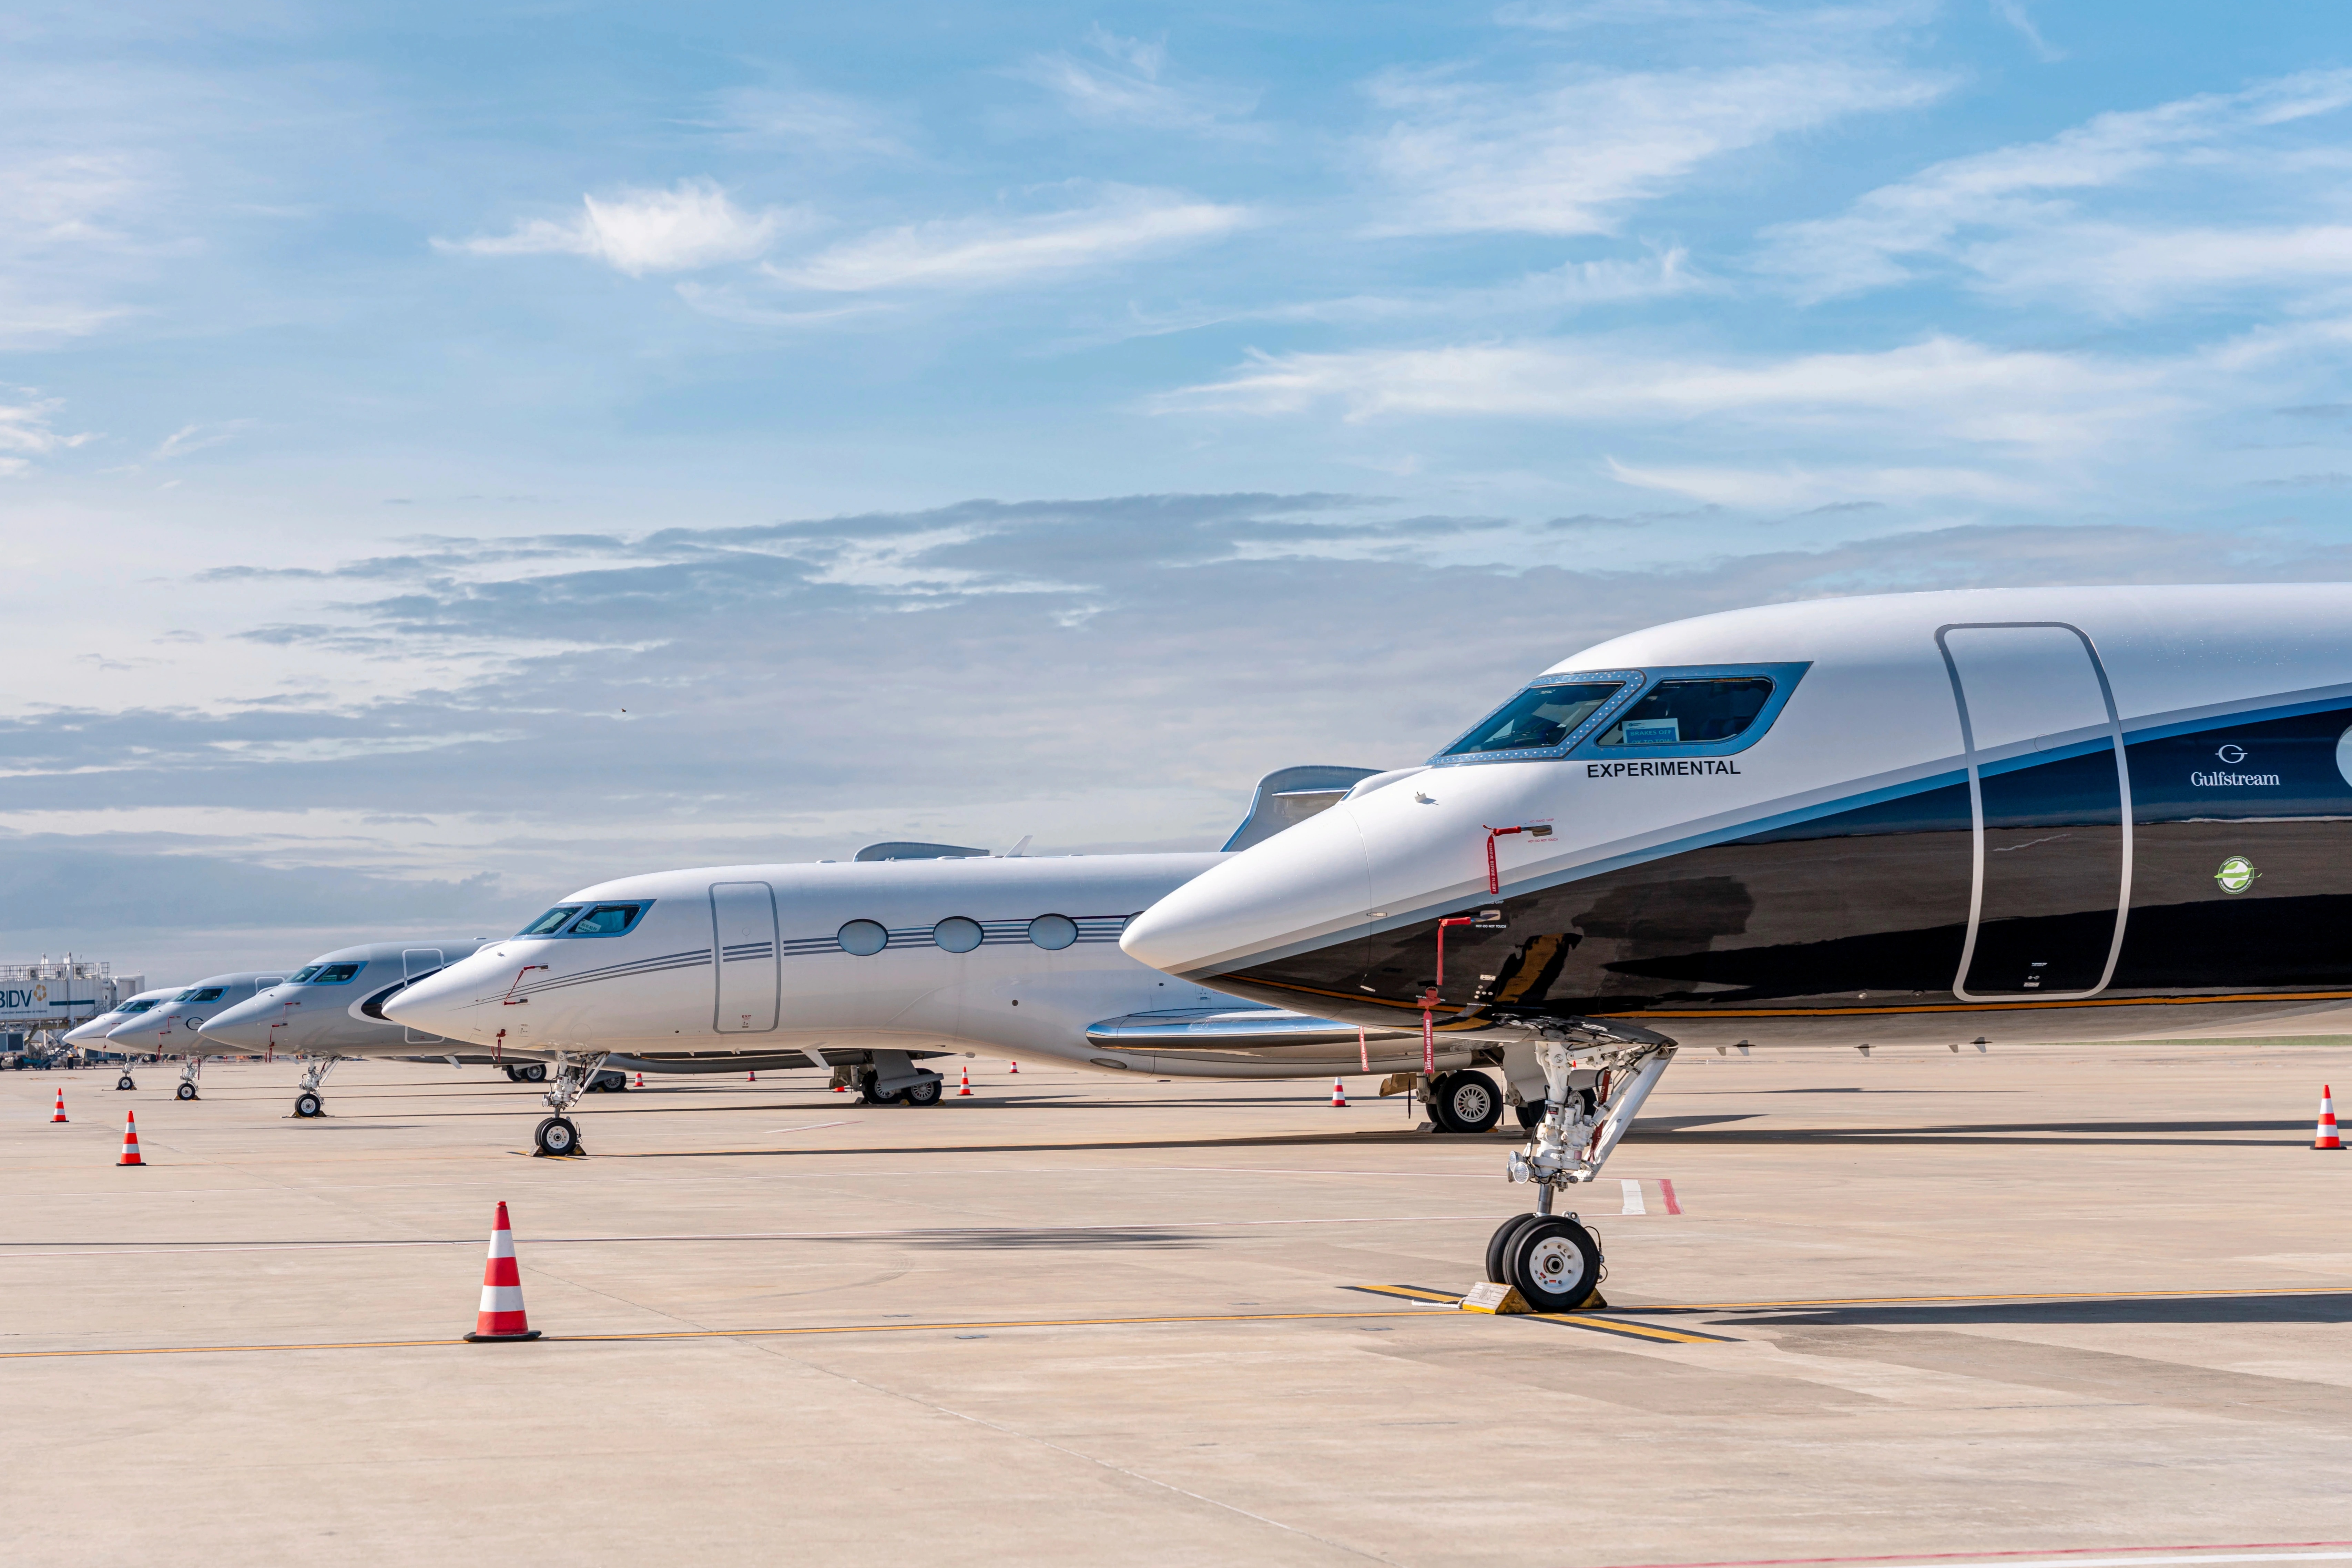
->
711;881;781;1034
1937;621;2135;1002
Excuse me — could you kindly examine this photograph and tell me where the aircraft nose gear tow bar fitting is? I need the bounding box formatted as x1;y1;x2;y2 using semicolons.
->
532;1051;612;1157
1487;1024;1677;1312
292;1056;340;1119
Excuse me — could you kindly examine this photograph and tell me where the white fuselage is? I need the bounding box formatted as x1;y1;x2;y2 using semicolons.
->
198;939;491;1058
385;854;1429;1078
103;972;288;1057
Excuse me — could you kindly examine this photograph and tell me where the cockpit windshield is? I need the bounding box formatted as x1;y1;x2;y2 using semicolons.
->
175;987;225;1004
519;905;583;936
287;965;323;984
568;903;646;936
1592;677;1775;746
1440;681;1625;757
309;962;363;984
118;999;159;1015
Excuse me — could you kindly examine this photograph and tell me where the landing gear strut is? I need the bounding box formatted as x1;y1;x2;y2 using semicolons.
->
292;1057;339;1118
175;1058;202;1101
1486;1024;1678;1310
532;1050;610;1157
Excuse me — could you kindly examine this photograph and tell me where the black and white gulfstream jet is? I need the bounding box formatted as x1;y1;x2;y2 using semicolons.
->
1121;584;2352;1310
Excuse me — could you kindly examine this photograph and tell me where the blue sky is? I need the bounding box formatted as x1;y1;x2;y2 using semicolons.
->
10;1;2352;977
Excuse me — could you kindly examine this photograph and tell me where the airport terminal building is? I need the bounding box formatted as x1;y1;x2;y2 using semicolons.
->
0;959;143;1051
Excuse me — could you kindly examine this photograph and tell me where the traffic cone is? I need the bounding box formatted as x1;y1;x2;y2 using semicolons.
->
118;1111;144;1167
747;1070;756;1083
1008;1060;1019;1074
50;1087;66;1123
832;1079;846;1093
958;1063;973;1097
633;1072;644;1089
2318;1086;2343;1151
464;1201;540;1342
1331;1077;1348;1108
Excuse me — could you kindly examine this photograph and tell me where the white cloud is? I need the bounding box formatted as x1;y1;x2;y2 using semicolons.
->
1363;60;1947;236
1758;70;2352;303
0;393;94;477
1606;457;2046;507
698;86;910;157
1989;0;2064;62
1154;334;2169;453
0;152;148;345
1014;27;1256;129
437;179;797;277
150;421;252;462
768;186;1253;293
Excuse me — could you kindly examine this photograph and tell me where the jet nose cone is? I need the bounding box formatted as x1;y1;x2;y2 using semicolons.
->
63;1018;115;1045
105;1013;168;1046
197;996;277;1051
383;964;489;1042
1122;804;1373;978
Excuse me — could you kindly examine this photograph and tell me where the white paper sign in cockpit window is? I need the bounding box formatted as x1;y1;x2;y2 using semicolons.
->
1620;717;1681;745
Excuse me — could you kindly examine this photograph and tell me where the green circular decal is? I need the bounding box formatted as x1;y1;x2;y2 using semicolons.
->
2214;855;2259;894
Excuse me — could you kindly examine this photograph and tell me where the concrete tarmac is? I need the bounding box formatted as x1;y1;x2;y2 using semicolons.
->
4;1041;2350;1566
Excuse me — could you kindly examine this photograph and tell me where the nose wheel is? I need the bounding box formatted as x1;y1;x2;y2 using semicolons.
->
115;1075;135;1091
175;1080;198;1101
534;1116;581;1156
294;1090;324;1119
1486;1212;1603;1310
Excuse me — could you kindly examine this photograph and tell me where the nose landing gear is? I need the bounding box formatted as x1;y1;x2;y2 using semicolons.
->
1486;1024;1677;1308
531;1051;610;1156
291;1057;339;1118
174;1059;202;1102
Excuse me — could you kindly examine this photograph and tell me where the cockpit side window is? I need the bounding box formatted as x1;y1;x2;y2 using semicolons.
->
567;903;648;936
288;965;324;983
311;963;364;984
177;987;226;1003
1439;681;1627;758
519;905;584;936
1594;677;1776;747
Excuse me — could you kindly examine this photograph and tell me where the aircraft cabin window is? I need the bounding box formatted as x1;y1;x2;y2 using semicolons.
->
312;963;364;984
1594;677;1775;747
177;987;226;1003
838;920;889;956
519;905;583;936
1442;681;1626;756
287;965;324;984
568;903;646;936
934;917;984;954
1029;914;1078;950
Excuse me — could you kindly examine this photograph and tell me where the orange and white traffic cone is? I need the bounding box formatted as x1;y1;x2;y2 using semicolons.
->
746;1070;756;1083
633;1072;644;1089
2318;1085;2343;1151
832;1079;846;1093
958;1063;973;1097
1008;1060;1019;1075
1331;1078;1347;1108
50;1086;67;1123
464;1200;539;1342
118;1111;144;1167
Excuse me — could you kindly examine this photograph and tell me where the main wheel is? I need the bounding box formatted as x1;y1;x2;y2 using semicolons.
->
116;1076;135;1091
534;1116;580;1156
1436;1071;1503;1133
1485;1213;1540;1284
1506;1216;1602;1311
175;1081;198;1101
503;1066;521;1082
294;1091;323;1119
521;1063;548;1083
903;1077;942;1107
1515;1101;1543;1131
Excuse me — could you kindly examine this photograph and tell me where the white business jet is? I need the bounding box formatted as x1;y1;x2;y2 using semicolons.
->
1121;584;2352;1309
63;988;181;1089
101;972;287;1100
384;767;1439;1156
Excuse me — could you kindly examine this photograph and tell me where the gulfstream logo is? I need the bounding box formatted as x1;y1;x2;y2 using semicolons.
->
1587;760;1743;778
2190;770;2281;787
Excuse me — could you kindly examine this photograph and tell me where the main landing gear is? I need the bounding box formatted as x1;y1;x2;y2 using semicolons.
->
1426;1070;1503;1133
531;1051;611;1157
853;1050;945;1106
292;1057;340;1118
1484;1025;1678;1311
503;1062;549;1083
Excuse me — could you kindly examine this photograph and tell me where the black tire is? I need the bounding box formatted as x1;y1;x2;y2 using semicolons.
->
522;1063;548;1083
1424;1073;1462;1132
176;1081;198;1101
294;1091;323;1119
1515;1101;1544;1131
116;1076;135;1091
1438;1071;1503;1133
1506;1216;1602;1311
904;1077;942;1107
534;1116;580;1156
857;1078;889;1105
503;1066;520;1082
1485;1213;1541;1284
